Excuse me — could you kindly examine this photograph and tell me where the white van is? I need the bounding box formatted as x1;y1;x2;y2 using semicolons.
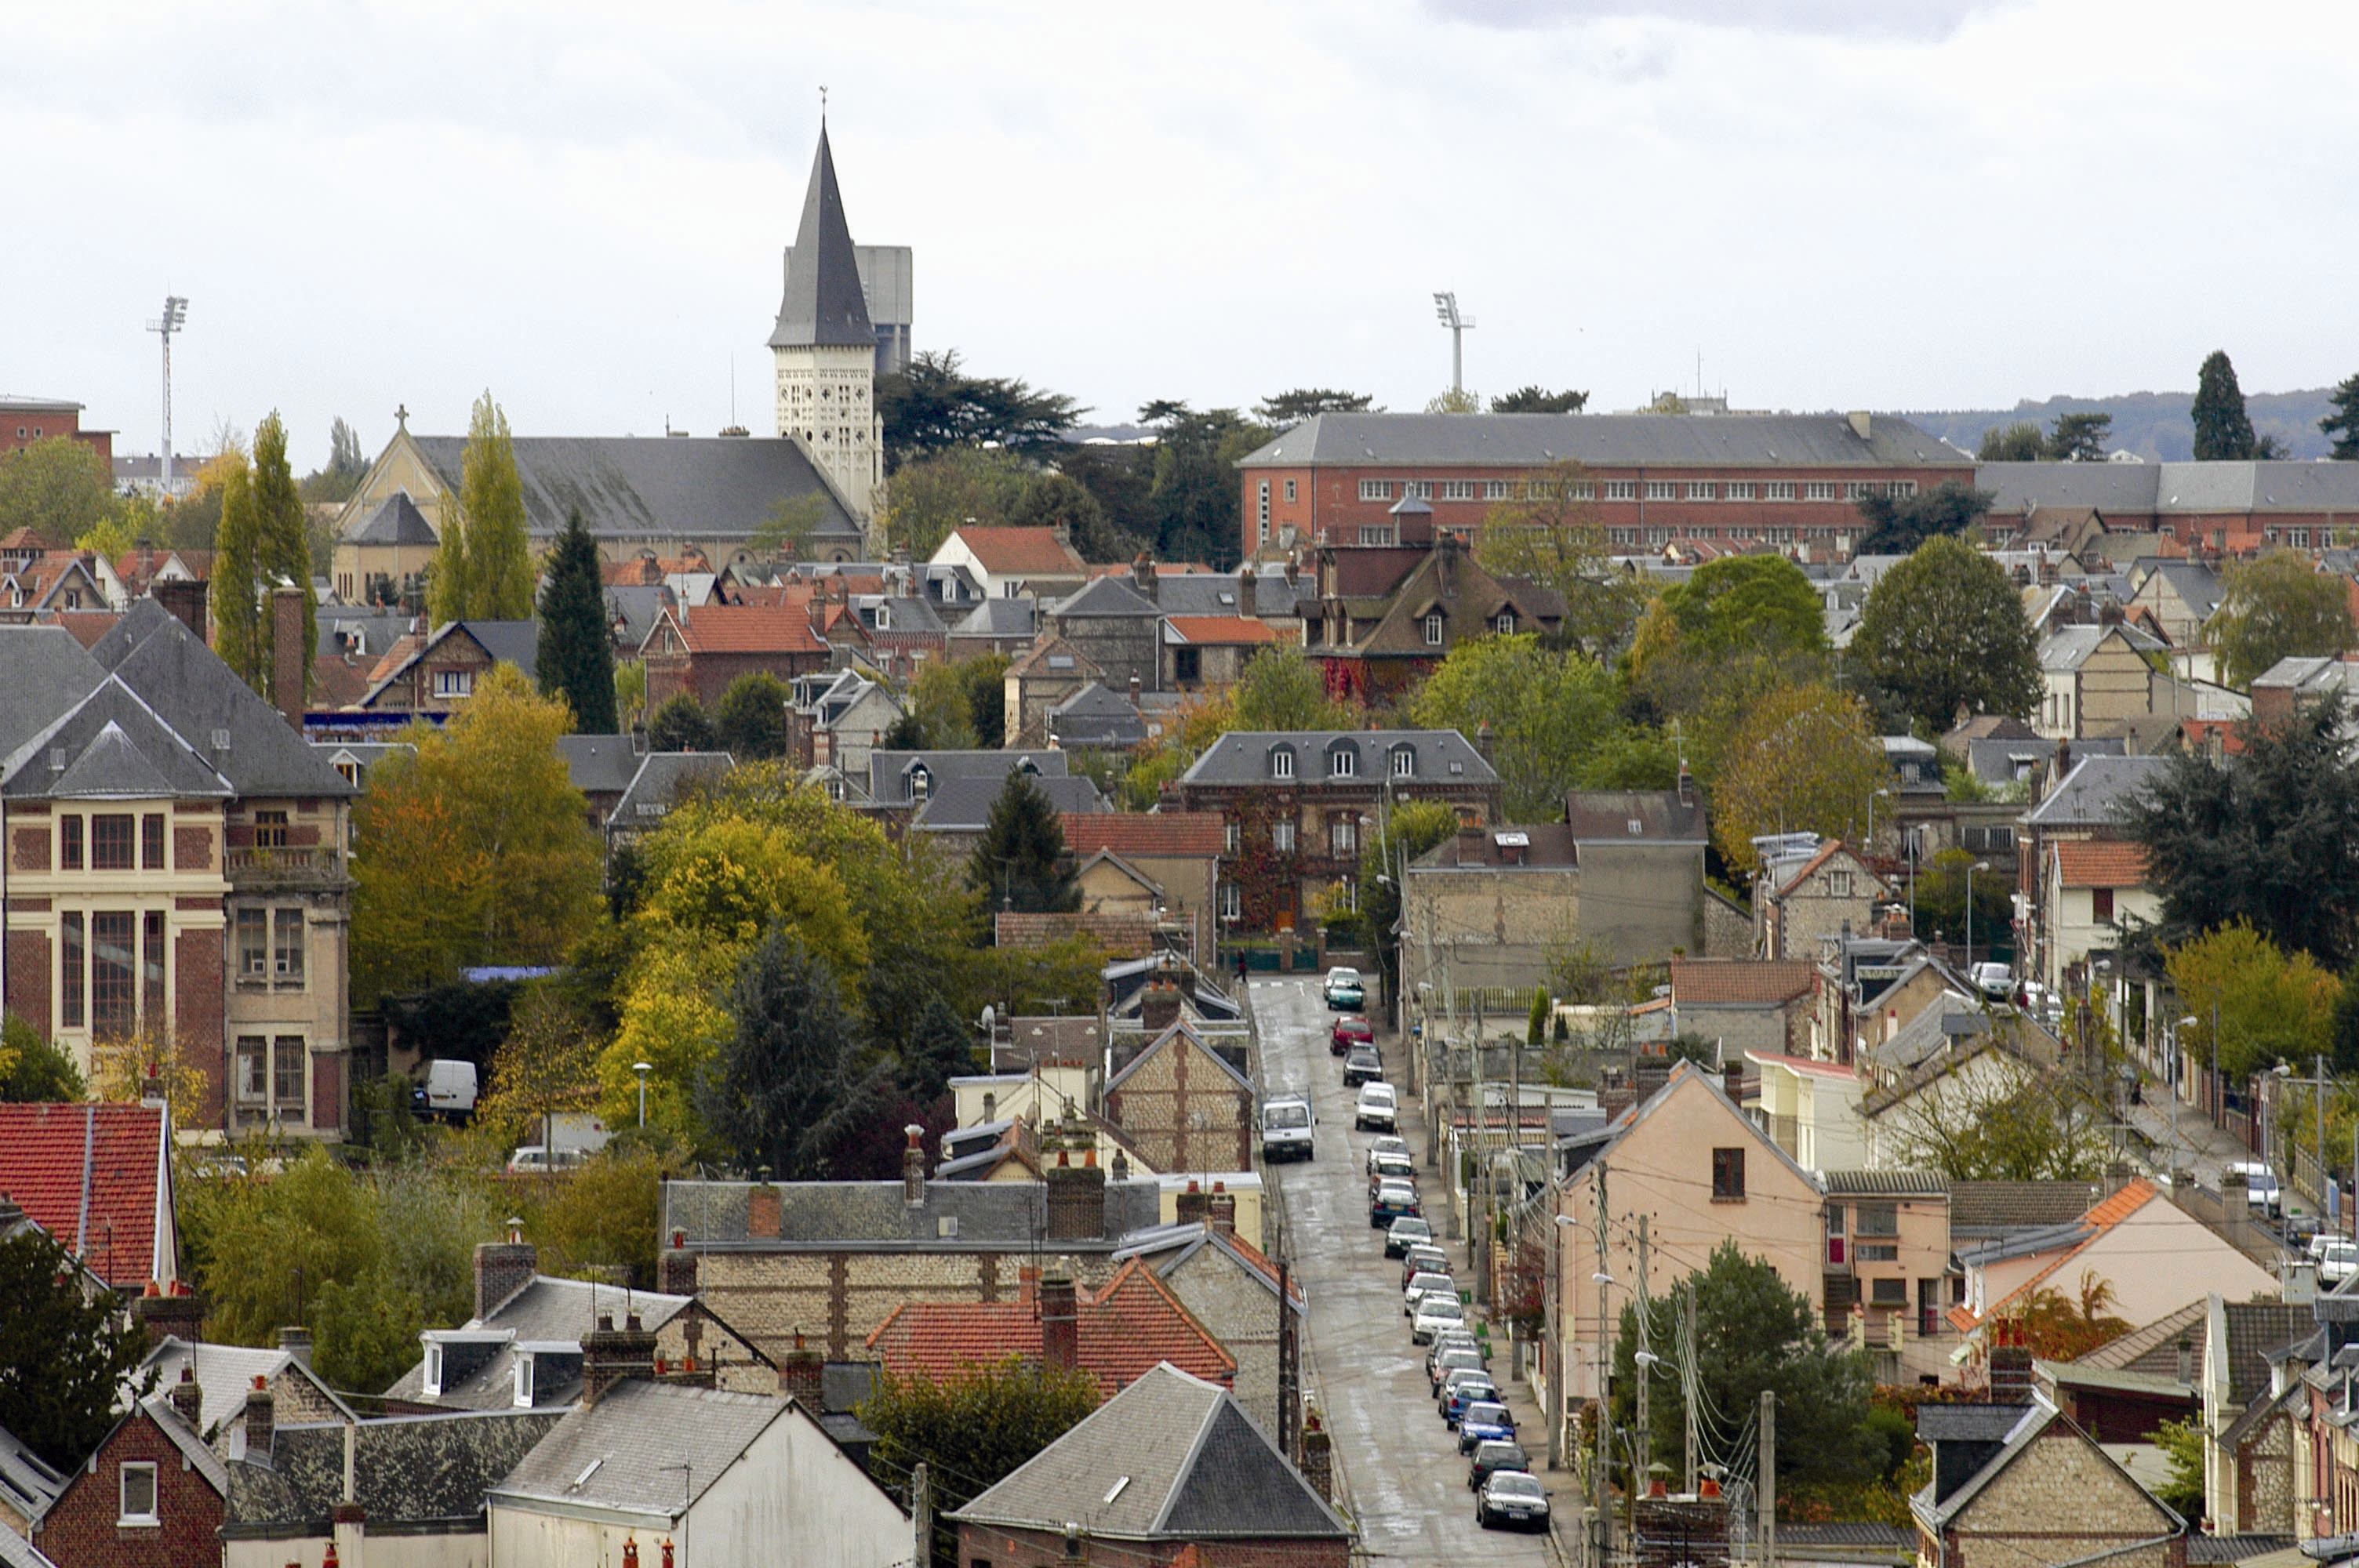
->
1261;1095;1316;1163
414;1059;478;1121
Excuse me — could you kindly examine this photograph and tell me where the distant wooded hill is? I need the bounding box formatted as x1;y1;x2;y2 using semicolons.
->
1903;387;2339;463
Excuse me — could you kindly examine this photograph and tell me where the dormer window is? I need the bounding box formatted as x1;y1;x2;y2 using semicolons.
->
1496;612;1515;636
1423;613;1444;646
514;1354;535;1408
1390;746;1416;779
423;1343;444;1398
875;604;890;631
1270;746;1295;780
909;765;931;802
1328;746;1357;779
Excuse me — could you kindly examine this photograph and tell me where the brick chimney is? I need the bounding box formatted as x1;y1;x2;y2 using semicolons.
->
1176;1179;1209;1226
137;1281;205;1349
583;1313;659;1406
1132;551;1158;602
1474;720;1495;765
278;1327;314;1367
474;1220;536;1320
154;578;208;642
1299;1407;1334;1501
1039;1270;1079;1373
777;1329;825;1408
903;1123;927;1208
1236;564;1256;618
1677;762;1697;809
1208;1184;1236;1236
748;1181;783;1240
1044;1149;1107;1241
1141;982;1183;1033
271;585;307;731
1721;1060;1744;1105
244;1375;275;1465
167;1363;202;1429
659;1229;698;1297
1989;1343;2034;1402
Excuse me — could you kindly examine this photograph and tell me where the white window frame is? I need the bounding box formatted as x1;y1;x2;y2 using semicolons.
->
1805;481;1838;502
118;1461;158;1526
1272;820;1296;854
1767;481;1796;502
1441;480;1478;502
1219;881;1242;920
1423;613;1443;646
1225;821;1241;853
1845;481;1877;501
1269;747;1295;780
1329;747;1357;779
1603;481;1637;501
1257;479;1270;527
1482;480;1510;501
1645;481;1676;501
1406;480;1434;499
1726;481;1757;501
1359;479;1393;503
1331;818;1358;856
1390;746;1416;779
1497;612;1516;635
1686;483;1716;501
1571;481;1597;500
423;1343;444;1398
1888;481;1917;499
434;668;474;699
1285;477;1298;503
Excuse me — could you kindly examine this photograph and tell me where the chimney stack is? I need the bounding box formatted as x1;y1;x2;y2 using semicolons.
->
167;1363;202;1429
1236;564;1256;619
137;1281;205;1350
778;1329;825;1408
244;1375;275;1465
1140;981;1182;1033
154;578;208;642
1044;1149;1108;1241
271;585;307;732
583;1313;659;1406
1176;1179;1209;1227
1039;1270;1079;1373
1132;552;1157;602
278;1326;314;1367
473;1222;536;1321
1677;762;1697;809
1299;1407;1333;1502
1989;1343;2034;1402
903;1124;927;1207
1208;1184;1236;1236
659;1229;698;1297
1722;1059;1744;1106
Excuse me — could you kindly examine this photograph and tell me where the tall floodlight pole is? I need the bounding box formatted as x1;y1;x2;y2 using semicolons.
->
1433;292;1474;396
147;296;188;492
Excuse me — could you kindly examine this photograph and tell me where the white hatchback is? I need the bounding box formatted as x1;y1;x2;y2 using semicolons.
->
1355;1082;1398;1132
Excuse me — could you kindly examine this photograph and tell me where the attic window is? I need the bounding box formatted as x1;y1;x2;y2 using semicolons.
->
1328;746;1357;779
1390;747;1416;779
1423;613;1444;646
1627;819;1643;836
1049;655;1074;670
1270;746;1295;780
937;1216;958;1239
423;1344;444;1397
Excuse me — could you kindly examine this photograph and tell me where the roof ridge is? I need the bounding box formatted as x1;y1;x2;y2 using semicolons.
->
1147;1365;1230;1536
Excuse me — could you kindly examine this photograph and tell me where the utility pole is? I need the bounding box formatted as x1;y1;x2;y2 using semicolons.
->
910;1461;932;1568
1633;1214;1651;1531
1759;1392;1776;1568
1278;1260;1299;1460
1592;1167;1613;1568
1682;1283;1698;1496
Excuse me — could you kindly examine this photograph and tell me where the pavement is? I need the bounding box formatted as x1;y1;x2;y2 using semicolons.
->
1251;973;1558;1567
2123;1083;2254;1189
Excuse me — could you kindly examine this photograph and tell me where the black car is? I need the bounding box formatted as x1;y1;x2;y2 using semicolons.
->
1476;1469;1550;1531
1468;1439;1531;1490
1342;1046;1383;1087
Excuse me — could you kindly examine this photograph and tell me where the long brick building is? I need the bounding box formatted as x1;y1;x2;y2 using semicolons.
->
1234;410;1974;562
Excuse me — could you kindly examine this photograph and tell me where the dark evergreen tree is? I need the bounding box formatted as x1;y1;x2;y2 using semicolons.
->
1977;421;2044;462
1851;480;1996;554
2192;350;2258;460
647;692;715;753
881;713;926;750
0;1227;151;1468
1488;386;1589;414
2121;697;2359;966
535;508;617;733
2043;410;2112;462
876;349;1082;471
894;992;980;1105
713;672;792;760
963;655;1012;750
2321;374;2359;461
1256;388;1376;426
696;931;881;1180
967;770;1079;916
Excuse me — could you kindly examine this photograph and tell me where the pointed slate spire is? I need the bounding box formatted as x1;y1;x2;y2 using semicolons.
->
769;127;874;350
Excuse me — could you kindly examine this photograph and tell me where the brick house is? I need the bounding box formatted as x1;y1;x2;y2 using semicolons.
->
1913;1399;2185;1568
951;1363;1350;1568
1308;530;1565;702
1980;459;2359;557
0;399;113;466
1235;409;1972;563
1174;728;1502;934
2;604;358;1136
1112;1214;1306;1439
32;1392;225;1568
1103;1021;1256;1175
355;619;536;713
639;601;833;707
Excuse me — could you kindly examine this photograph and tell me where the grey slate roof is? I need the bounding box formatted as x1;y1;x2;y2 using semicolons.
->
490;1381;798;1521
602;584;672;651
951;599;1037;638
1982;459;2359;517
0;627;106;759
1238;412;1971;472
611;751;734;828
1153;571;1317;619
380;1277;695;1410
0;1521;53;1568
2138;560;2224;620
458;619;540;671
407;436;856;545
1049;575;1160;619
0;1423;65;1528
556;734;646;798
1565;789;1707;843
2024;754;2173;829
225;1410;565;1531
1046;681;1146;749
767;129;873;350
2038;622;2166;673
911;771;1107;833
2076;1299;2208;1374
1;682;232;804
1180;729;1499;787
662;1177;1165;1250
136;1393;231;1495
866;747;1071;806
951;1363;1347;1541
318;611;417;660
1821;1170;1948;1197
347;492;439;546
1948;1180;2105;1235
140;1338;358;1437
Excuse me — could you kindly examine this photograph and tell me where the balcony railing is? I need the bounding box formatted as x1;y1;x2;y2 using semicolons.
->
226;847;347;883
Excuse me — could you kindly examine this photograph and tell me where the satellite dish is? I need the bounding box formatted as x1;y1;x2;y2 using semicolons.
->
980;1005;996;1032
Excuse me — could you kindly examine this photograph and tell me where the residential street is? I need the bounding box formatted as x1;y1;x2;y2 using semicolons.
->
1252;974;1555;1568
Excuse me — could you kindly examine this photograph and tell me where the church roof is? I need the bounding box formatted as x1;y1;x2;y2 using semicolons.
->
347;492;438;547
405;436;858;546
768;127;874;350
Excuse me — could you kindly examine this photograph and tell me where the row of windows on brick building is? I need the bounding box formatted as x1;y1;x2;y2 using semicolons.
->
1350;477;1920;504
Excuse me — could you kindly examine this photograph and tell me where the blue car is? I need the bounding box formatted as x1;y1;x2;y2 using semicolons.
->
1443;1379;1501;1428
1457;1400;1517;1454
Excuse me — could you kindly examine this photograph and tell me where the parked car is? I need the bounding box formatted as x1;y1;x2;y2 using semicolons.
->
1413;1291;1467;1346
1428;1324;1487;1367
1458;1401;1516;1454
1365;1134;1410;1175
2322;1240;2359;1287
1429;1345;1485;1394
2227;1161;2282;1217
1369;1149;1416;1187
1324;967;1365;1011
1476;1470;1550;1531
506;1145;590;1174
1370;1178;1421;1228
1342;1047;1383;1087
1384;1216;1434;1258
1404;1270;1456;1316
1468;1440;1531;1491
414;1058;478;1121
1355;1082;1399;1132
1971;961;2011;998
1438;1365;1496;1419
1331;1014;1375;1054
1260;1095;1316;1163
1402;1243;1452;1288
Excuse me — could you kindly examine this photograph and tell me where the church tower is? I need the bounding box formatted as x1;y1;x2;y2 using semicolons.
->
769;125;883;536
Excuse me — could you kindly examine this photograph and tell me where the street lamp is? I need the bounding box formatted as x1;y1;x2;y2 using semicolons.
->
632;1061;652;1128
1963;860;1991;974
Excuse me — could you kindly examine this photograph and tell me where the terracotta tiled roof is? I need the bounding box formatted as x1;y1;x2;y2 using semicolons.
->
1060;812;1226;858
1670;959;1816;1007
1163;615;1277;644
0;1102;173;1288
864;1258;1234;1397
948;527;1087;576
994;912;1157;958
46;609;123;648
671;604;827;655
2053;840;2150;889
1968;1180;2160;1327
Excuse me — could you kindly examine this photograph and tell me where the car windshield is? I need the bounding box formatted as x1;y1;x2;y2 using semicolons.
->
1492;1473;1543;1499
1347;1047;1379;1063
1329;969;1360;985
1423;1297;1465;1321
1466;1403;1509;1424
1438;1350;1480;1371
1372;1137;1408;1156
1361;1085;1397;1105
1265;1103;1309;1128
1408;1272;1452;1292
1391;1219;1431;1240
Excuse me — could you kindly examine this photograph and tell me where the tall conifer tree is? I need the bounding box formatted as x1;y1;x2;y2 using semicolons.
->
251;412;315;697
2192;350;2258;460
535;508;616;732
461;392;533;619
213;454;264;690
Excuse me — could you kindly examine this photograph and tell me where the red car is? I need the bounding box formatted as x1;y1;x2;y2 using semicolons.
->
1330;1015;1374;1054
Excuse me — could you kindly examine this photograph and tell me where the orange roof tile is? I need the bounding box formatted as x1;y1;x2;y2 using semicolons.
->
671;604;827;655
1060;813;1226;858
0;1103;173;1289
1162;615;1278;644
1670;959;1816;1007
948;527;1087;576
2052;841;2149;889
864;1258;1234;1398
1967;1180;2161;1329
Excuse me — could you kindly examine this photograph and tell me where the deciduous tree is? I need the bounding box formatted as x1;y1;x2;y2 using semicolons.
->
1710;684;1888;873
2193;350;2259;461
0;1015;84;1101
1473;461;1645;658
648;692;716;752
1852;480;1995;554
1629;554;1826;674
0;1227;150;1468
536;508;617;732
713;672;793;760
351;666;603;1000
0;437;125;544
1139;401;1273;567
2164;922;2336;1077
1405;634;1623;819
969;771;1079;916
1977;422;2044;462
1359;800;1458;999
1852;534;2040;731
431;392;533;623
861;1357;1100;1566
1881;1043;2114;1180
213;453;264;689
252;412;316;696
1231;643;1354;731
2204;550;2355;688
1991;1272;2132;1359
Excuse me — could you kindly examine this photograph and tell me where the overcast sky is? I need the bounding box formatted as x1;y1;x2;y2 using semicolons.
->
7;0;2356;470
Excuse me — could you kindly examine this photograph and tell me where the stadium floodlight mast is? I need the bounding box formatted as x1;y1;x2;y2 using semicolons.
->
146;296;189;492
1432;291;1474;396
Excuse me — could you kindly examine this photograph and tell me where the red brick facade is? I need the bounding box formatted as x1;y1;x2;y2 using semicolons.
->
174;925;226;1127
33;1407;223;1568
0;401;113;466
5;927;51;1038
957;1522;1350;1568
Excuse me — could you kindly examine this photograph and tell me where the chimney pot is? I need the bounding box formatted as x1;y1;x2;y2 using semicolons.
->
1039;1270;1080;1373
